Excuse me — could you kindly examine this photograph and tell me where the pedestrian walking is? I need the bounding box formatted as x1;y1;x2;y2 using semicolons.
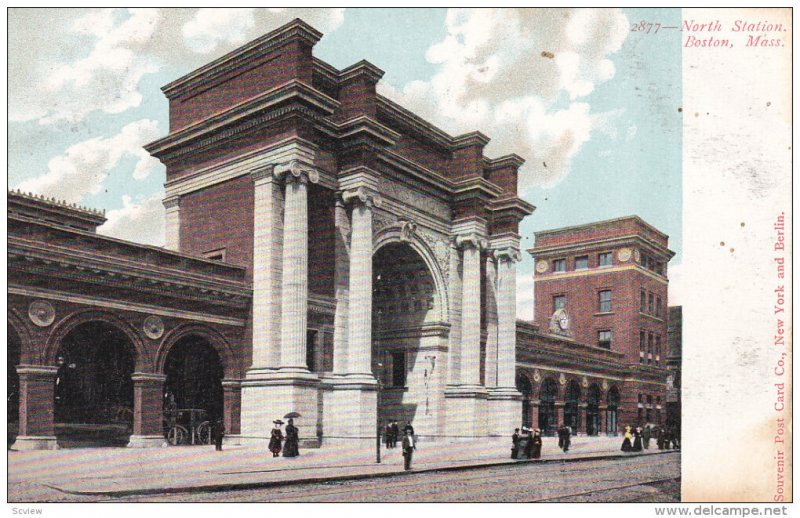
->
283;418;300;457
268;419;284;457
385;422;393;449
557;424;565;450
643;425;651;449
511;428;521;459
562;426;571;453
402;429;416;470
632;426;643;452
404;421;415;437
212;418;225;451
656;426;665;450
391;421;400;448
621;425;633;452
531;429;543;459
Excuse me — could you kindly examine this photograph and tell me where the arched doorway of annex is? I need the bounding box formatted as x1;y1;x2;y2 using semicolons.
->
515;371;533;429
7;312;28;447
44;312;142;448
538;378;559;437
371;232;448;435
156;325;234;446
606;385;621;435
564;380;582;435
586;383;602;436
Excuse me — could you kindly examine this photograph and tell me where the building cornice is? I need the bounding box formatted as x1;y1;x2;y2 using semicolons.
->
528;234;675;261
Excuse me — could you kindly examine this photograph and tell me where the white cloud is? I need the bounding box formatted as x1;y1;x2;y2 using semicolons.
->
516;274;535;322
16;119;161;202
98;193;165;246
9;8;346;125
379;8;629;192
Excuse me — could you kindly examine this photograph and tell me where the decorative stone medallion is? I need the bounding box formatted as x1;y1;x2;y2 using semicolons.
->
533;369;541;383
602;379;609;391
633;248;641;262
535;260;549;273
559;373;566;385
143;315;165;340
28;300;55;327
582;376;589;388
617;248;632;262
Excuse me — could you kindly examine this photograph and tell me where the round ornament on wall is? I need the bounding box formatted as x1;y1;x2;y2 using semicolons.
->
28;300;55;327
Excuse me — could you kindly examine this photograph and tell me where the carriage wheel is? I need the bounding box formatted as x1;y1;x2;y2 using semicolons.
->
167;425;188;446
196;422;212;445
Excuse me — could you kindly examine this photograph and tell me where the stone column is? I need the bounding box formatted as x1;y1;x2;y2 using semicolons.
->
12;365;58;450
332;196;350;375
456;233;486;387
222;380;242;440
343;187;381;377
163;196;180;251
495;248;521;389
484;254;498;389
277;161;318;371
128;373;166;448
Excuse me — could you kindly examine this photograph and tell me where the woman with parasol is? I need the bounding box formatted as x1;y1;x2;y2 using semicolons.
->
269;419;284;457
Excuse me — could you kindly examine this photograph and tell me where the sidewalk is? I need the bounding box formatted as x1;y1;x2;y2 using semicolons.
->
8;436;679;500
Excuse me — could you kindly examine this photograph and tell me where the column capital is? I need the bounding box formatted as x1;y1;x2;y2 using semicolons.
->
162;195;180;210
341;186;382;209
274;159;319;185
131;373;167;384
455;233;488;251
494;247;522;263
250;164;276;183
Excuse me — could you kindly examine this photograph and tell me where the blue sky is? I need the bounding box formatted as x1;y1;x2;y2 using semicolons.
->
7;8;683;316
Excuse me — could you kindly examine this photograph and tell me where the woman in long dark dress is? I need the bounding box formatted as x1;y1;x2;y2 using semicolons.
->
621;425;633;452
283;418;300;457
632;426;643;452
268;420;284;457
531;429;543;459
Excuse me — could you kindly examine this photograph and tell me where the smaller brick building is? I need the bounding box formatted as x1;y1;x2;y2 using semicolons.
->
516;216;674;435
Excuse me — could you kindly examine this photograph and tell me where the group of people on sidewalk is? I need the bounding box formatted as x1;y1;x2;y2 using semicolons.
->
621;425;681;452
268;418;300;458
384;421;417;470
511;427;543;459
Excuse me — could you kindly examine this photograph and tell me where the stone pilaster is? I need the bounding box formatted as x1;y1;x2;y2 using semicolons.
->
484;253;498;389
222;379;242;444
12;365;58;450
163;196;180;251
128;373;167;448
332;196;350;375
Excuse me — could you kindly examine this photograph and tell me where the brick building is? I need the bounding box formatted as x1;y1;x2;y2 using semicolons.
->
517;217;675;435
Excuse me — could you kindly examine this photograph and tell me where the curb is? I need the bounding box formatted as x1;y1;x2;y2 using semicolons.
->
50;450;680;498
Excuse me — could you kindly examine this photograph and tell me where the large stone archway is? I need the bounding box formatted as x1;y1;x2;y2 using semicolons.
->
372;241;447;438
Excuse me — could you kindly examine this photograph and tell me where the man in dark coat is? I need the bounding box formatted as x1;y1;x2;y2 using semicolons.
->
562;426;571;453
404;421;415;438
283;418;300;457
391;422;400;448
385;422;393;449
557;424;565;449
632;427;643;451
212;418;225;451
643;425;651;449
402;429;416;470
511;428;521;459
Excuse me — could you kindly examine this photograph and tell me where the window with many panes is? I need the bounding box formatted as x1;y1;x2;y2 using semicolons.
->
598;330;612;349
656;296;662;318
598;252;612;267
553;295;566;312
575;255;588;270
639;331;645;363
647;332;654;364
640;290;647;312
553;258;566;272
598;290;612;313
648;292;654;314
656;335;661;364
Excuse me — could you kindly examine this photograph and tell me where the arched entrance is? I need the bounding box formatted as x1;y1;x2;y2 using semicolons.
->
372;242;438;429
538;378;558;436
54;321;135;447
564;380;581;435
586;384;601;436
516;373;533;429
163;335;224;445
606;386;620;435
8;323;21;447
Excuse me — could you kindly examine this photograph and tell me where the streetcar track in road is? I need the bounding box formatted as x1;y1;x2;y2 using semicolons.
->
534;477;681;503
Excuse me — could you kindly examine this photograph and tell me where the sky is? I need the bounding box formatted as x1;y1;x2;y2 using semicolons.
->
7;8;683;318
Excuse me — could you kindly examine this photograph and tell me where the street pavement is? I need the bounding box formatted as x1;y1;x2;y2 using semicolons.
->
8;435;680;502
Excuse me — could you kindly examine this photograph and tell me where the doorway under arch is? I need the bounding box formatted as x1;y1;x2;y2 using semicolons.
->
516;373;533;429
586;384;601;436
54;321;135;447
538;378;558;436
606;386;620;435
163;335;224;445
564;381;581;435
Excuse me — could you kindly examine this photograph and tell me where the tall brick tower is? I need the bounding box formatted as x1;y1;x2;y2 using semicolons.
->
528;216;675;427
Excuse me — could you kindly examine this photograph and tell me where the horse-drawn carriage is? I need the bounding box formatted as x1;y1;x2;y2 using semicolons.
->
163;408;213;446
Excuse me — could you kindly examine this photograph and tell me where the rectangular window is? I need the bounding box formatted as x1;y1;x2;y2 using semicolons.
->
391;351;406;387
553;258;566;272
656;335;661;364
598;252;612;267
306;330;318;372
575;255;589;270
638;394;643;403
598;330;612;349
656;296;662;318
640;290;647;312
553;295;566;312
639;331;645;363
648;332;654;355
648;292;655;314
598;290;612;313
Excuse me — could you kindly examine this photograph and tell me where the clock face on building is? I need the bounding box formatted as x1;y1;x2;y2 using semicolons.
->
618;248;632;262
535;260;549;273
